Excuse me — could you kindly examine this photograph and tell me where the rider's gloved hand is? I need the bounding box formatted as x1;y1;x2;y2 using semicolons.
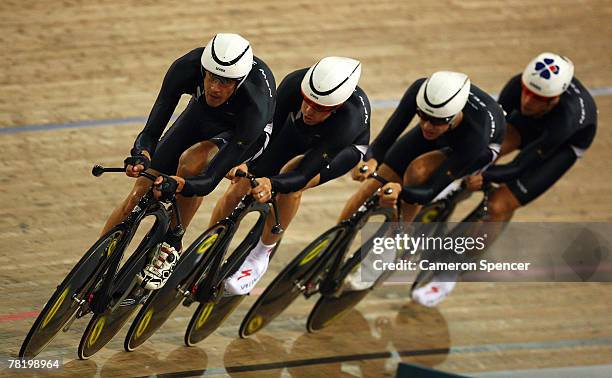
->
153;174;184;201
124;149;151;177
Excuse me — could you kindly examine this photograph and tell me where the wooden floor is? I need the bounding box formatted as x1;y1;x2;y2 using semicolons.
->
1;1;611;376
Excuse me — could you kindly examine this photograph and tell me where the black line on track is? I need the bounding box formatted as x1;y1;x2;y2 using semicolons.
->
140;347;450;377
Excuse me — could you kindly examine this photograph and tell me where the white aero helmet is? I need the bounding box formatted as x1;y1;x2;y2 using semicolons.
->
522;52;574;97
416;71;471;119
301;56;362;108
201;33;253;84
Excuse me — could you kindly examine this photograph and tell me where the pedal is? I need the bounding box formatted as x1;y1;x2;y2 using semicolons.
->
119;298;137;307
293;280;306;292
180;283;197;306
302;282;320;299
72;293;87;306
62;297;83;332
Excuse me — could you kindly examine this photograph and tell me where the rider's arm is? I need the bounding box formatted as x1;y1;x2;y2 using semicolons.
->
497;74;522;116
366;79;424;161
181;102;269;197
400;136;490;204
483;112;574;183
399;160;468;204
180;138;254;196
272;70;303;140
133;49;199;156
270;104;367;194
268;148;328;193
269;139;346;194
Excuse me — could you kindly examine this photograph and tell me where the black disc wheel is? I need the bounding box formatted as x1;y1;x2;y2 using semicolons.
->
238;226;345;338
184;296;245;346
19;228;124;358
124;226;224;351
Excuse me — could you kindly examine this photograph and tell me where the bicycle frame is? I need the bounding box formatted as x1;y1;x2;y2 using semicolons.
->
191;194;270;303
81;167;181;315
293;192;395;299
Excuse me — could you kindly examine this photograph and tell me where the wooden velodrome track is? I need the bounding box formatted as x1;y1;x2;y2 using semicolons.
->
1;0;611;376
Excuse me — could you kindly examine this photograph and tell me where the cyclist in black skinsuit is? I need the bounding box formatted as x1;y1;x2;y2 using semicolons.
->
100;33;276;290
208;56;370;295
417;53;597;307
467;53;597;214
340;71;506;220
340;71;507;298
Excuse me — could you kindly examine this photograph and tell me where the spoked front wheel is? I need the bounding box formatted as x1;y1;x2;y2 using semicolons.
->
19;228;124;358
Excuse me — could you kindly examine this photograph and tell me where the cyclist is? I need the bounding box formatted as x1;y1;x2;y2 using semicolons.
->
468;52;598;219
341;71;506;298
100;33;276;290
416;53;598;306
209;56;370;295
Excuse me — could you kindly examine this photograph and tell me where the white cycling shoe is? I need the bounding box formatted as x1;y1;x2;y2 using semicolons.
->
343;264;379;291
138;242;180;290
224;240;275;296
411;278;457;307
344;246;399;292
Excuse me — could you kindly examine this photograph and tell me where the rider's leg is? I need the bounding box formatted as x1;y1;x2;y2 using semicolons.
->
174;141;220;230
139;140;219;291
402;152;458;306
488;143;580;222
338;164;401;221
498;124;522;157
100;171;159;236
486;185;521;222
208;178;251;227
225;156;314;295
399;151;447;223
260;156;319;245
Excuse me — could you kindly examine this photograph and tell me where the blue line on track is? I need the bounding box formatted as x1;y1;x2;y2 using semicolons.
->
2;86;611;135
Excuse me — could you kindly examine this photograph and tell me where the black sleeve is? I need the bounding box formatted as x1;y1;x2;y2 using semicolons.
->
269;126;352;193
181;98;269;197
272;71;303;140
133;51;198;155
268;145;332;193
367;79;423;162
270;112;357;193
497;74;521;117
400;146;487;205
484;110;575;183
400;124;489;204
180;137;253;197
